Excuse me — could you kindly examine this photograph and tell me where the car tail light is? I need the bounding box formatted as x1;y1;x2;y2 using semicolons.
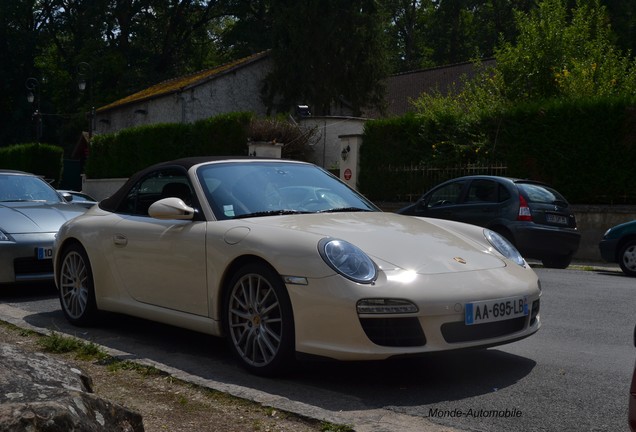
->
517;194;532;221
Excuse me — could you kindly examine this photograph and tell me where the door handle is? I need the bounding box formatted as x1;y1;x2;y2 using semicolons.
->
113;234;128;246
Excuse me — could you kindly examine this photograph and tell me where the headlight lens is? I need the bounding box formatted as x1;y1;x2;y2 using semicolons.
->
319;238;377;283
484;229;526;267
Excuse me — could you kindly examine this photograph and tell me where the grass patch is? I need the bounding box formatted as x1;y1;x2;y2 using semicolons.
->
0;320;39;338
320;423;354;432
105;358;165;377
37;331;108;362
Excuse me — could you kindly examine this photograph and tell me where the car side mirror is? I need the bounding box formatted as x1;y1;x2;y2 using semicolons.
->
61;192;73;202
148;197;194;220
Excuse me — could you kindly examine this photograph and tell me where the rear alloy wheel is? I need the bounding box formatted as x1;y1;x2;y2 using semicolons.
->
224;262;294;376
58;243;98;326
619;241;636;277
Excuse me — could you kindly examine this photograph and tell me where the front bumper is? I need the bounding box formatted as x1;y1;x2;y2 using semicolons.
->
0;233;56;283
286;265;541;361
598;238;619;263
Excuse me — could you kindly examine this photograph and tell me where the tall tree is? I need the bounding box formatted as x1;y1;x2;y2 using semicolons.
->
0;0;50;145
495;0;636;101
216;0;273;58
264;0;390;116
382;0;435;73
603;0;636;55
426;0;477;64
1;0;230;149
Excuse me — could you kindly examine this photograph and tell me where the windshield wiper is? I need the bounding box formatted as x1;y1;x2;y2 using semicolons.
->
317;207;372;213
233;209;309;219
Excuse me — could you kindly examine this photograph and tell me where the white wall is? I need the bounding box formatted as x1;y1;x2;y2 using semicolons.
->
299;116;367;170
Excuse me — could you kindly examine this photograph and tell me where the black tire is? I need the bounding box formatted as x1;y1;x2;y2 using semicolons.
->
57;243;98;326
619;240;636;277
223;262;295;376
542;253;572;269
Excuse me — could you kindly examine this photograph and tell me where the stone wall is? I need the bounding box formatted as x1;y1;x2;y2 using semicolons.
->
571;205;636;261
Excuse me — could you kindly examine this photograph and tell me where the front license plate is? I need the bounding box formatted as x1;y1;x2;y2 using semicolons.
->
465;296;528;325
36;247;53;260
546;213;568;225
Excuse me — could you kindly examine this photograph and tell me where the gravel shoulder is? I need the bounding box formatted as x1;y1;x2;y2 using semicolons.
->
0;321;331;432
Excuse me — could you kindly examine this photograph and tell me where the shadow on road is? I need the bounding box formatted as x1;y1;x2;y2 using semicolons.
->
20;306;536;417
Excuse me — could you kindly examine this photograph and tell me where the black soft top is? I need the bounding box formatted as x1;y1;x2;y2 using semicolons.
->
99;156;255;212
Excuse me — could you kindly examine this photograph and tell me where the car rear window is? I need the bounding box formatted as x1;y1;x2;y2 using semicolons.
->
517;183;568;205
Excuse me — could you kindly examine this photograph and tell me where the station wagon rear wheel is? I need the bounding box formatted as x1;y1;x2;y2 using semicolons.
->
58;243;98;326
223;262;295;376
619;240;636;277
541;253;572;269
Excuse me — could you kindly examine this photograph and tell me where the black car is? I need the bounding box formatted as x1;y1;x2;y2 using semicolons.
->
397;175;581;268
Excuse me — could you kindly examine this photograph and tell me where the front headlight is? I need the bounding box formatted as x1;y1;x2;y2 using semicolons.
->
319;238;377;284
484;229;526;267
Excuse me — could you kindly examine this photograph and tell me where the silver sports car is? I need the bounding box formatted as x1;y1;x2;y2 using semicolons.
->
54;157;541;375
0;170;86;284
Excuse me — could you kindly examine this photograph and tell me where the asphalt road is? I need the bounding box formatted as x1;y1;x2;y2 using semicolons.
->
0;266;634;432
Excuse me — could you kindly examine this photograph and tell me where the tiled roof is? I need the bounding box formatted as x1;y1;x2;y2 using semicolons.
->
97;51;270;113
381;58;497;117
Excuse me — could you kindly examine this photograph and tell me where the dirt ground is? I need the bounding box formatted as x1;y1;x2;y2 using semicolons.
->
0;322;330;432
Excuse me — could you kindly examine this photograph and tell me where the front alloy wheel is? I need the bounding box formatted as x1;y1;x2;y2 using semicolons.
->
58;243;98;326
224;262;294;376
619;241;636;277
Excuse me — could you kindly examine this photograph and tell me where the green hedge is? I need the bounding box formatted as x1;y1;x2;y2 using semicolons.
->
360;96;636;204
359;115;430;200
85;112;253;178
0;143;64;184
499;97;636;204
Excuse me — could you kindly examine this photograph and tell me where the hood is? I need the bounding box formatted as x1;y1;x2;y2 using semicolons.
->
0;202;86;234
247;212;505;275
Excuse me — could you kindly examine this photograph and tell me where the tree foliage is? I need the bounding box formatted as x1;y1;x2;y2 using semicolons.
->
413;0;636;123
262;0;389;116
495;0;636;101
1;0;635;151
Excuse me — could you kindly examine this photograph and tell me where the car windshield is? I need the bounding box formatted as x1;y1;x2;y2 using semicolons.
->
517;183;568;206
196;161;378;220
0;174;63;203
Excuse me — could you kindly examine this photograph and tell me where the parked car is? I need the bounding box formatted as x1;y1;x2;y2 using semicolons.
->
397;175;581;269
630;324;636;431
598;220;636;276
54;157;541;376
0;170;86;284
58;190;98;209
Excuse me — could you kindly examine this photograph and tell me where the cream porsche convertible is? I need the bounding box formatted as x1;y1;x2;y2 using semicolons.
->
54;157;541;375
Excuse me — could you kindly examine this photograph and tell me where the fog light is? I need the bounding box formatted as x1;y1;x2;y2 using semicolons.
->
357;299;418;314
